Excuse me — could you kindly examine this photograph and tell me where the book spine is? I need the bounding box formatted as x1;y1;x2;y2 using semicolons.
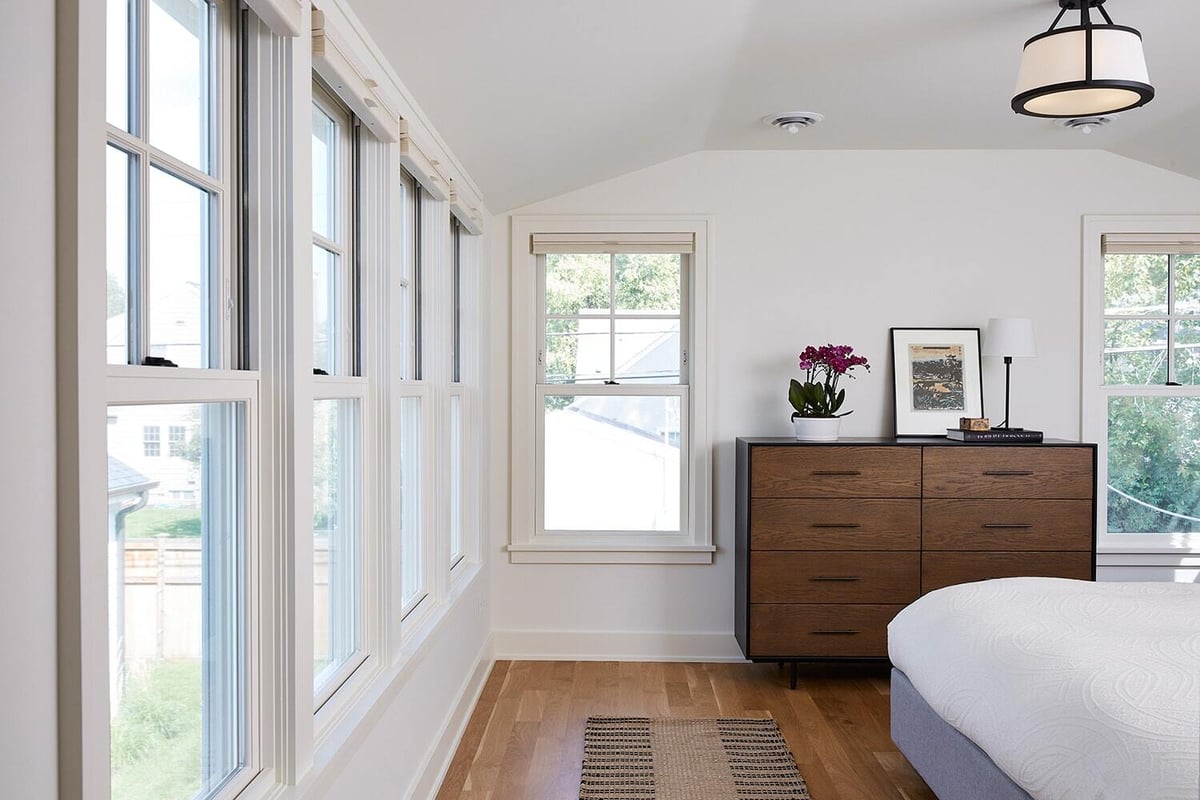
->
952;432;1042;442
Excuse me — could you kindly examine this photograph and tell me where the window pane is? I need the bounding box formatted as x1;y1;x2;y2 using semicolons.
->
107;0;131;131
107;403;244;799
615;319;681;383
546;318;609;384
107;146;132;365
1175;254;1200;315
312;246;339;375
1175;320;1200;385
1107;396;1200;534
398;397;423;610
1104;253;1168;315
313;398;360;692
149;167;209;368
543;394;681;531
312;104;337;242
148;0;211;172
451;220;462;383
450;395;463;564
615;254;681;315
545;253;610;315
1104;319;1167;385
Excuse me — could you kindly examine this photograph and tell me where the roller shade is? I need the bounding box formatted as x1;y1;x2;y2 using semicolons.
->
312;8;399;143
530;232;695;255
398;119;451;202
1103;234;1200;254
245;0;302;36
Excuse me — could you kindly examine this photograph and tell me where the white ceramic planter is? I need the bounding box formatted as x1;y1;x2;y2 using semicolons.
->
793;416;840;441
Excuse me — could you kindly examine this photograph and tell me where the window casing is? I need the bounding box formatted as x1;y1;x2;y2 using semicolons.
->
1082;217;1200;555
509;219;713;564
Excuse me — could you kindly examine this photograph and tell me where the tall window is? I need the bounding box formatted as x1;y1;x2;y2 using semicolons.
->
509;223;712;564
311;81;364;702
105;2;252;799
1084;222;1200;553
448;217;465;566
397;170;426;615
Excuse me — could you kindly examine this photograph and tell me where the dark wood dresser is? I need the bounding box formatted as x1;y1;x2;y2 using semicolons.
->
734;437;1096;671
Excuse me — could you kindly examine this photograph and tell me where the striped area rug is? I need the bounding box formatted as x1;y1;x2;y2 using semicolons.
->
579;716;811;799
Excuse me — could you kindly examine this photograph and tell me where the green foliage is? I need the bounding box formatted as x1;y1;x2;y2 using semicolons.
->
789;379;846;419
110;661;202;800
124;507;201;538
1107;396;1200;534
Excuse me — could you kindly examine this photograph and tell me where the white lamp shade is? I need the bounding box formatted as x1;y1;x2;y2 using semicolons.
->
1013;25;1152;117
983;318;1038;358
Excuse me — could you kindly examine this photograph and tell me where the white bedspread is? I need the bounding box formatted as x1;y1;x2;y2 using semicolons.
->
888;578;1200;800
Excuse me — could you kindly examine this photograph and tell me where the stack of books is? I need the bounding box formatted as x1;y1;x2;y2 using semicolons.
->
946;427;1044;443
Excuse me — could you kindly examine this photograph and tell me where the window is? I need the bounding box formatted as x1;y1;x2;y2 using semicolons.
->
311;81;364;703
168;424;187;457
143;425;161;457
1083;218;1200;554
105;2;253;798
509;219;713;563
106;0;236;370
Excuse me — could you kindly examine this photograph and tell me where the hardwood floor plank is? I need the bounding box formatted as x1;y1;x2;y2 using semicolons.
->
436;660;935;800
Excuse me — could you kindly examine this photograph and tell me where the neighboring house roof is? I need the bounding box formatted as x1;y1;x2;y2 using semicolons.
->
108;456;157;498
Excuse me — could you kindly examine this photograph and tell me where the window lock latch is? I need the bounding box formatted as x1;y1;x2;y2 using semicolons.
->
604;380;619;385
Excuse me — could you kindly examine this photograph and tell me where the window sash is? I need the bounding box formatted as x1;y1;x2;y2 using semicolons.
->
534;384;690;539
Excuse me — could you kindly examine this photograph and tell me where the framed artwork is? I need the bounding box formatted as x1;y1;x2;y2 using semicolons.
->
890;327;983;436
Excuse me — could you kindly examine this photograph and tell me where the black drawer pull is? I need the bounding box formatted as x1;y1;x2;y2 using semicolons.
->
982;523;1034;529
811;522;862;529
982;470;1034;476
811;470;862;476
811;629;861;636
810;575;862;582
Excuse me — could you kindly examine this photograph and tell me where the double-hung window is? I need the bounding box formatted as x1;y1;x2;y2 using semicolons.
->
1083;218;1200;558
510;219;713;563
310;81;365;704
105;2;256;799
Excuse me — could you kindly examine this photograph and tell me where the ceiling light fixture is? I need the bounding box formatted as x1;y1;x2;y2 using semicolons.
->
1059;115;1112;133
763;112;824;134
1012;0;1153;118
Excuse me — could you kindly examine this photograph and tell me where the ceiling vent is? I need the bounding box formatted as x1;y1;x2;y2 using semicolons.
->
763;112;824;134
1058;115;1113;133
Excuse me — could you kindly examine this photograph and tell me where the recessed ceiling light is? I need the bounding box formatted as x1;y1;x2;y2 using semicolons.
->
1058;115;1113;133
763;112;824;134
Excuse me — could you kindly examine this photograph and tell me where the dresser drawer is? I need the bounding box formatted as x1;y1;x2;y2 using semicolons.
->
751;499;920;550
922;551;1093;593
751;551;919;603
923;447;1094;499
922;499;1093;551
750;446;921;498
748;604;902;657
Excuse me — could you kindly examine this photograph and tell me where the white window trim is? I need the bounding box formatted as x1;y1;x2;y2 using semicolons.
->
1081;214;1200;556
509;215;714;565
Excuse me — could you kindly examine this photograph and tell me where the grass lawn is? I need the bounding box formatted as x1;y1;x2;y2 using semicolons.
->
110;660;202;800
125;506;201;538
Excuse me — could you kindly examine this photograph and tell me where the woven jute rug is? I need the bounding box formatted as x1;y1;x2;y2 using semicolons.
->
579;716;811;799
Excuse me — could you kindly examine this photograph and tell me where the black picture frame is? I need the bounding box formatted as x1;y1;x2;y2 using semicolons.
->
890;327;984;436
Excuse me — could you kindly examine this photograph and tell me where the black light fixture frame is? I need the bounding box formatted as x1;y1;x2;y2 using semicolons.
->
1012;0;1155;118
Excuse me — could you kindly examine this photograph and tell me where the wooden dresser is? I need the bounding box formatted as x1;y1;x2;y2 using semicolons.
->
734;438;1096;668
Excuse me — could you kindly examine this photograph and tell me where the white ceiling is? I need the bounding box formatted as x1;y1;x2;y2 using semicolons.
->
348;0;1200;212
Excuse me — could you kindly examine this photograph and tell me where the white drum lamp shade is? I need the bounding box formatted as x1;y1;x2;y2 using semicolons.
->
1012;0;1153;118
983;318;1038;359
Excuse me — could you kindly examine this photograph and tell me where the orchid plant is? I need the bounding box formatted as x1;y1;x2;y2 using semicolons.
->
789;344;870;419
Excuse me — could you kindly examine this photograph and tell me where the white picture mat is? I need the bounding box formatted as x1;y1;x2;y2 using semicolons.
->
891;328;983;436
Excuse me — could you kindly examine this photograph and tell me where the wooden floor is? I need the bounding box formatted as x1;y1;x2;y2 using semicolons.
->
435;660;936;800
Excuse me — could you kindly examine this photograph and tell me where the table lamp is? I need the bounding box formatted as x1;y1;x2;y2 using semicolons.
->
983;318;1037;430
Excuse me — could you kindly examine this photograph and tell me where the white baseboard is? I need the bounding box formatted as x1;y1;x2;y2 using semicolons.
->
407;636;496;800
492;629;746;662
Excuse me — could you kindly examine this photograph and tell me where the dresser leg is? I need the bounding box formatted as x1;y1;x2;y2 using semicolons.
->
789;661;798;690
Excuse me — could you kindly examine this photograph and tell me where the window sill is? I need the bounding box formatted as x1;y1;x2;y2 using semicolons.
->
507;544;715;564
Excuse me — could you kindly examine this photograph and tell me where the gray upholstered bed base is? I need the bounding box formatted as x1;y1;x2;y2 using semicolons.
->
891;668;1033;800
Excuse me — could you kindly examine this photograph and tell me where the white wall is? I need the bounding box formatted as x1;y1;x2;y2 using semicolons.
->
490;149;1200;657
0;1;59;796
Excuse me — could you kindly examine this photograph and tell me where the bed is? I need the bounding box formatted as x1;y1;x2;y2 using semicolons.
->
887;577;1200;800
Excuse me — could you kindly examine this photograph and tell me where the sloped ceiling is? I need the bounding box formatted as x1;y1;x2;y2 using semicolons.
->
348;0;1200;212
